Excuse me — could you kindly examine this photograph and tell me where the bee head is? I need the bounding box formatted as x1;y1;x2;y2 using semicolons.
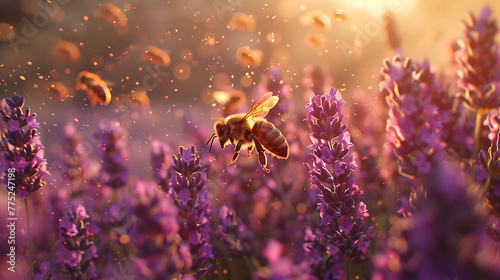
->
215;120;229;148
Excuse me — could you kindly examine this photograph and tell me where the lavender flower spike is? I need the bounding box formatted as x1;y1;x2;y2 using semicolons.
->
151;139;172;192
216;205;254;255
456;6;500;111
306;88;374;264
97;119;129;189
477;111;500;215
57;203;98;279
0;95;48;199
169;146;213;274
128;180;193;279
381;56;446;179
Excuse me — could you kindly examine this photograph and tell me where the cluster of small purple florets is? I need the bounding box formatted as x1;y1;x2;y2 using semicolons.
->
57;204;98;279
168;146;213;274
0;95;48;199
128;180;193;279
98;120;129;190
306;88;374;264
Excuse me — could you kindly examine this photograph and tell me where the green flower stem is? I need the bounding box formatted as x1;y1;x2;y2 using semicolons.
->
25;199;33;275
345;255;351;280
471;110;484;182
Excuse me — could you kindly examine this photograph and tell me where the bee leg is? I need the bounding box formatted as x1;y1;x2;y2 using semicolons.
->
227;140;243;165
247;146;254;157
253;136;270;173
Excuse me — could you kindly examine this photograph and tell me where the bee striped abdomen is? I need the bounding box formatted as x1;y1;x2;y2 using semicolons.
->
252;120;289;159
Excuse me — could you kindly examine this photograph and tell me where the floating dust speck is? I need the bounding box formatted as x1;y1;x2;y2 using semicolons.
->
333;9;347;22
236;47;263;68
227;12;256;32
180;49;193;62
142;46;171;67
300;11;331;31
50;41;81;62
173;62;191;81
266;32;282;44
91;55;104;68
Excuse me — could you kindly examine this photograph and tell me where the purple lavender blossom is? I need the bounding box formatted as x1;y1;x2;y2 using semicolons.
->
381;55;446;179
456;6;500;112
57;203;98;279
306;88;374;269
150;139;172;192
376;163;500;279
128;180;193;279
58;122;98;197
0;95;48;199
477;112;500;215
169;146;213;274
97;119;129;190
299;227;344;280
33;260;54;280
476;112;500;245
255;239;296;280
216;205;254;255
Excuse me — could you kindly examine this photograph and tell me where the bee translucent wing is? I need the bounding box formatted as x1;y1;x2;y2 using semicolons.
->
239;92;278;122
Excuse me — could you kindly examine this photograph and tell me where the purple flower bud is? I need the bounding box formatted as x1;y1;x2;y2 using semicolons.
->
57;204;98;279
128;180;193;278
151;140;172;192
216;205;255;255
456;6;500;111
97;120;129;190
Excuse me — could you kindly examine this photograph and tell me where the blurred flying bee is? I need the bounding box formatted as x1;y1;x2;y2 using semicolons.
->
102;3;128;27
142;45;171;67
50;40;80;62
127;90;150;109
207;92;289;173
46;82;69;101
213;90;247;116
299;11;332;31
228;12;256;32
75;71;111;106
236;47;263;67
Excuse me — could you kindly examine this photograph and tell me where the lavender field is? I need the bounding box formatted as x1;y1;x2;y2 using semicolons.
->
2;0;500;279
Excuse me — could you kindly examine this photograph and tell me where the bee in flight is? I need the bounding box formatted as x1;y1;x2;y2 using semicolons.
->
207;92;289;173
75;71;111;106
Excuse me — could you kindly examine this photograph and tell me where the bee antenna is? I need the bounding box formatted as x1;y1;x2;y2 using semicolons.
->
206;133;217;153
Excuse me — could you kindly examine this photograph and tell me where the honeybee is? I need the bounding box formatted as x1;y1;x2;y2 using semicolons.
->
102;3;128;27
75;71;111;106
142;45;171;67
207;92;289;173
